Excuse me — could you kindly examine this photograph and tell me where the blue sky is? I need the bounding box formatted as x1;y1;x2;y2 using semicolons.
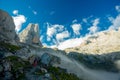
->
1;0;120;49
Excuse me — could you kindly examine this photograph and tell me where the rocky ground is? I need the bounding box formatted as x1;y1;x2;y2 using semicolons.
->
0;9;81;80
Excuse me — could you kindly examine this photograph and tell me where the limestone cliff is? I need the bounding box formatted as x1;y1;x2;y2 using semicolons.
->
65;29;120;54
0;9;19;43
19;23;42;47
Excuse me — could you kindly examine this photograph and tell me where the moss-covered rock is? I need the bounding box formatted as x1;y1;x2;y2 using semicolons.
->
48;66;82;80
0;42;21;53
3;56;31;80
4;56;30;71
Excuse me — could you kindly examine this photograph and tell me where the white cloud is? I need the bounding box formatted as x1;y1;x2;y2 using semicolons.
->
82;16;93;23
56;31;70;41
109;15;120;30
32;10;37;15
12;14;26;32
71;23;82;35
57;38;83;50
72;19;77;23
47;24;64;37
13;10;18;15
93;18;99;26
88;18;99;34
47;26;57;37
108;16;114;22
115;5;120;12
82;18;87;23
46;23;65;41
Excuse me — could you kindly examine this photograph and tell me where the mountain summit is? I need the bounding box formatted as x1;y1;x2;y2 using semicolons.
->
65;29;120;54
19;23;42;47
0;9;19;43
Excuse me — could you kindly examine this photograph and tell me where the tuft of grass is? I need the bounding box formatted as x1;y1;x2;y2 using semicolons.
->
0;42;21;53
48;66;82;80
5;56;30;71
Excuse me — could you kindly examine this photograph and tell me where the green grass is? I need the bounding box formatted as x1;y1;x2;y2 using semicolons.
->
2;56;31;79
5;56;30;71
0;42;21;52
48;66;82;80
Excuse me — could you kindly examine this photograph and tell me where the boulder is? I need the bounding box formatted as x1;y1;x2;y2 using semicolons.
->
19;23;42;47
0;9;19;42
41;53;60;66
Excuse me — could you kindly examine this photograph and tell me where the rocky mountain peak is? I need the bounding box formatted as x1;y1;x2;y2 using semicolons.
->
0;9;19;43
18;23;42;47
65;30;120;54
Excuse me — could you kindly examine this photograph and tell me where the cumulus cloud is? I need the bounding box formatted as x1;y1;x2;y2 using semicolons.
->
13;10;18;15
108;15;120;30
71;23;82;35
47;26;57;37
46;23;64;41
72;19;78;23
56;31;70;41
108;16;114;22
88;18;99;34
47;24;64;37
115;5;120;12
57;38;83;50
82;18;87;23
12;10;26;32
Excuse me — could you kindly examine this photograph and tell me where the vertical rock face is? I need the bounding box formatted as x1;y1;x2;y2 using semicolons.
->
19;23;42;46
0;9;19;42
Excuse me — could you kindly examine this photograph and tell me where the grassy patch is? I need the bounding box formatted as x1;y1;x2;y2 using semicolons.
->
48;66;82;80
5;56;30;71
0;42;21;52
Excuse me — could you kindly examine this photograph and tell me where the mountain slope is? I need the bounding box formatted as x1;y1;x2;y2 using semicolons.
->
65;29;120;54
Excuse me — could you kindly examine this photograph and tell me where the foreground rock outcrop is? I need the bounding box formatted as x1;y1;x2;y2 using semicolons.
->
0;9;19;43
19;23;42;47
0;9;81;80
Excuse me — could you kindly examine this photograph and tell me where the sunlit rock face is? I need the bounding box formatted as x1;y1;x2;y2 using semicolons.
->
65;29;120;54
19;23;42;47
0;9;19;42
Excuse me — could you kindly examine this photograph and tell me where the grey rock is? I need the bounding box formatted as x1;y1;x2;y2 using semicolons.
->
19;23;42;47
41;53;60;66
0;52;4;58
4;71;12;80
41;53;51;65
3;60;11;71
0;65;3;72
0;9;19;42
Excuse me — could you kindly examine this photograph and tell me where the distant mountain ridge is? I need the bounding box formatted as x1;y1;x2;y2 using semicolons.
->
65;29;120;54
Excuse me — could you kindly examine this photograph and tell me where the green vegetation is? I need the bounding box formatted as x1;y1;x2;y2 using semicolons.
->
34;69;46;76
4;56;30;71
33;65;82;80
70;53;117;72
48;66;82;80
4;56;31;79
0;42;21;52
